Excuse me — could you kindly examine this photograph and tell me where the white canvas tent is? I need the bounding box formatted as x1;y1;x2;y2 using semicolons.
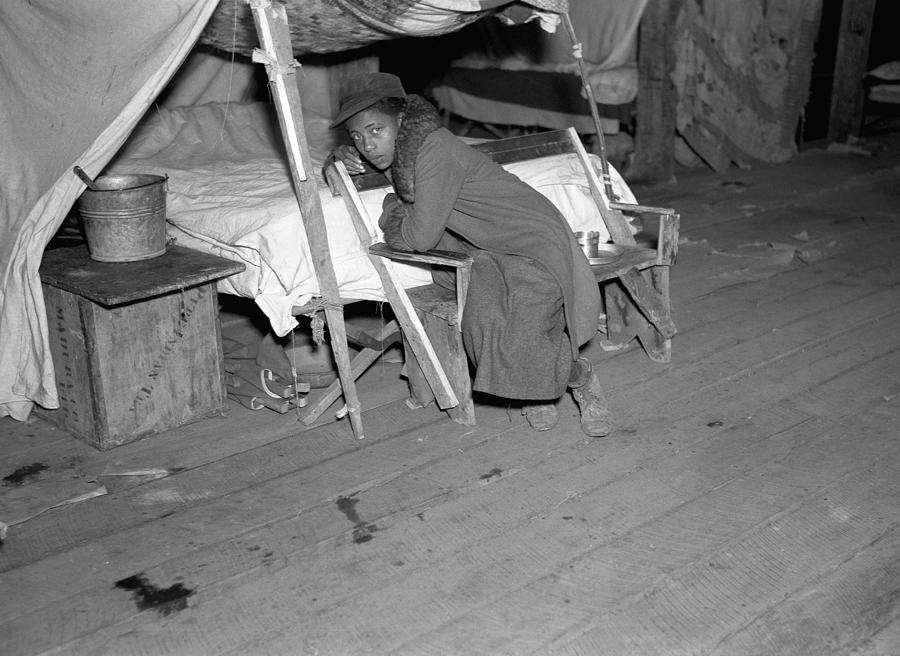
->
0;0;571;422
0;0;221;421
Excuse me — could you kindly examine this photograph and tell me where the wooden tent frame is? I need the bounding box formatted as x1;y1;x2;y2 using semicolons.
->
248;0;460;439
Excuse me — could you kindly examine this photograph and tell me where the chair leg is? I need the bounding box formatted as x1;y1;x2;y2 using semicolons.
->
603;281;640;350
603;268;673;363
617;268;676;338
635;266;672;363
404;310;475;426
403;333;435;412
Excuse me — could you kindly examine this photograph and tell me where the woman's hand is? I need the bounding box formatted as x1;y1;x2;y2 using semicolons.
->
333;144;366;175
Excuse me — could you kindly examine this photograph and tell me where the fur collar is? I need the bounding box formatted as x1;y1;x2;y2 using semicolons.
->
392;94;443;203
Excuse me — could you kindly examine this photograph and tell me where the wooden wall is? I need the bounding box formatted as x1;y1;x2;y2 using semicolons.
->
827;0;878;142
633;0;884;181
670;0;823;172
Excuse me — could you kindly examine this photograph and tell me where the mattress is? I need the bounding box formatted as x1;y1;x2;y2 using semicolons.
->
109;101;634;337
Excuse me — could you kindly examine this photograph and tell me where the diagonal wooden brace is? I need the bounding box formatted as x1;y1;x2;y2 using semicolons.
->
249;0;364;438
617;268;677;338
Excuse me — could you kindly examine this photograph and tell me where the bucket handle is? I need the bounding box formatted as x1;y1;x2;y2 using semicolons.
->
73;166;98;190
73;169;168;192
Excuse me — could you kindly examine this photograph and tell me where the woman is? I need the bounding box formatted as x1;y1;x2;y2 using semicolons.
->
332;72;611;436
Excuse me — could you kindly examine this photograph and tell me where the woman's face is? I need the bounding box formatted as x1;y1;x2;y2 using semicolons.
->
345;107;401;171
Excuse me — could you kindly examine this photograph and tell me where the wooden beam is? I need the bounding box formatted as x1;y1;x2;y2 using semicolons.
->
299;321;398;426
631;0;685;184
567;127;636;246
248;0;365;439
828;0;878;142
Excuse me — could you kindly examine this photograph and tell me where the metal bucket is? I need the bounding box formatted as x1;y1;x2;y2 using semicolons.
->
77;173;167;262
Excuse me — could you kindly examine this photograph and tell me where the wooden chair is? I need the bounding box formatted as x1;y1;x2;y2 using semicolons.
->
337;128;679;425
310;163;472;428
368;243;477;426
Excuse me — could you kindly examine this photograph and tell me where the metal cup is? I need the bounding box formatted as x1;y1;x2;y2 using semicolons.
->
575;230;601;259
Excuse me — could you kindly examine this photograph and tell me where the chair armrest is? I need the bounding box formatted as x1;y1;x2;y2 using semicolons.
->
655;212;680;265
369;242;473;329
608;203;679;266
369;242;472;268
610;201;677;216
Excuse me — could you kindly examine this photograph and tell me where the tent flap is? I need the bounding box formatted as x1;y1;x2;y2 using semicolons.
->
0;0;220;420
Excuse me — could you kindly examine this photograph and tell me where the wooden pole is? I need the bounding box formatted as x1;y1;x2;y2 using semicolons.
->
248;0;365;439
631;0;684;184
827;0;877;143
560;11;615;201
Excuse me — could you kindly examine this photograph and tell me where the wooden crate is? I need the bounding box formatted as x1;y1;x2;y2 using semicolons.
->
39;245;244;449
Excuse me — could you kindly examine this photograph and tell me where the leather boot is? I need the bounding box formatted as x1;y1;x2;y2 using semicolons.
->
523;403;559;431
570;360;611;437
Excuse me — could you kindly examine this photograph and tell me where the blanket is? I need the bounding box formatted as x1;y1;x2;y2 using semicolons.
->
201;0;568;56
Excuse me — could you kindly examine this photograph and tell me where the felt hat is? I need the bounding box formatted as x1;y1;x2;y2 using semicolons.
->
330;72;407;128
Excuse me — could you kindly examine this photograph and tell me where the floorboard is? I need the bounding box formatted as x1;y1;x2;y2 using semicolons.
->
2;131;900;656
72;310;896;653
707;524;900;656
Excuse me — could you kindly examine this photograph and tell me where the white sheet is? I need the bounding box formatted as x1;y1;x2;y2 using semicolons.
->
110;101;634;337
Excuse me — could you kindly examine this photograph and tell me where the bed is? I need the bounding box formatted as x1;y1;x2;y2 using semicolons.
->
107;99;635;338
426;0;647;136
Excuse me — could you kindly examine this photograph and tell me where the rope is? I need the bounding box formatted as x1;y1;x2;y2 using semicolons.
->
302;297;343;344
560;10;617;202
310;313;326;345
288;329;302;418
251;48;300;79
218;0;241;144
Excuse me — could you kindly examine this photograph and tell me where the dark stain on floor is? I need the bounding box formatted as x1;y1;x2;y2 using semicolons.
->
3;462;48;486
114;573;196;616
336;493;378;544
480;467;503;482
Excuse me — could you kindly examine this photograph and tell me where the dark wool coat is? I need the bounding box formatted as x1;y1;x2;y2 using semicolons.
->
380;97;601;400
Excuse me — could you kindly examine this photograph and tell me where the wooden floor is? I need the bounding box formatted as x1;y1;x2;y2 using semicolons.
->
3;125;900;656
